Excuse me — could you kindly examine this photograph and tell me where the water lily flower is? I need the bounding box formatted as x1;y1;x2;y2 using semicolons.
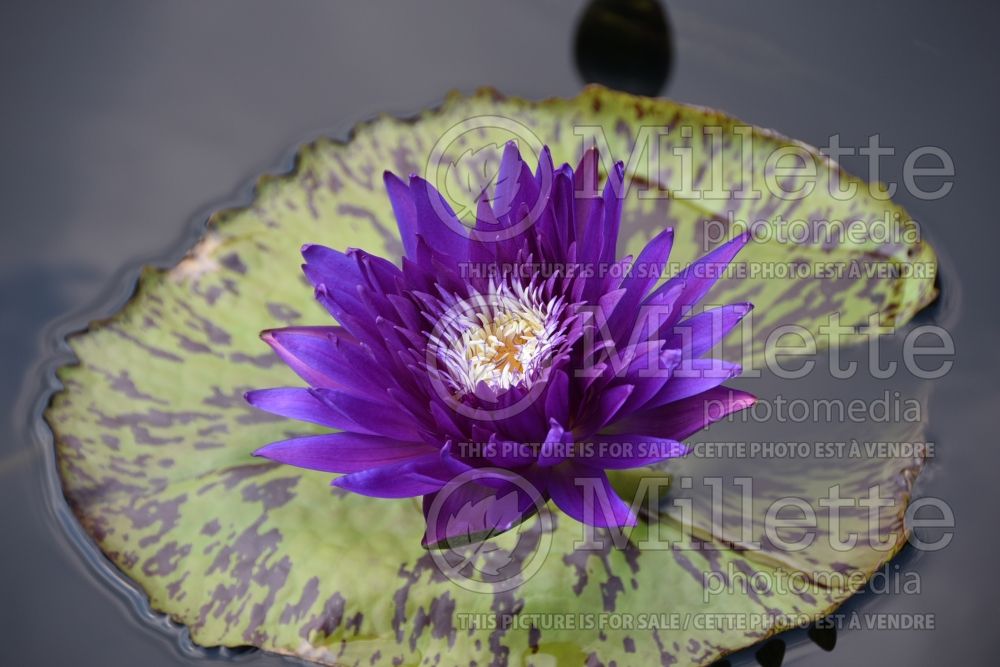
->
248;143;755;547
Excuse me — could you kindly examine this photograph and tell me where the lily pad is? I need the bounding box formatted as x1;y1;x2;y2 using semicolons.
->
46;87;937;666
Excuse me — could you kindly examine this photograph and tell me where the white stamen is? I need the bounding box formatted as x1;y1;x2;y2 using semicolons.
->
430;281;565;396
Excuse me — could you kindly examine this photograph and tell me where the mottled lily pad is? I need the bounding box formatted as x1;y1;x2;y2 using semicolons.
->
46;87;937;666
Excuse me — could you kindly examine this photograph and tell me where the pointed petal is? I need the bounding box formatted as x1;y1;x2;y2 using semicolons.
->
543;370;570;426
409;175;470;262
311;388;421;440
301;244;366;305
383;171;418;259
645;359;742;409
615;227;674;328
260;326;381;392
537;420;568;467
665;303;753;357
647;232;751;316
605;387;757;440
548;464;637;527
253;432;433;473
573;147;601;242
599;161;625;265
577;384;634;436
245;387;351;429
333;453;461;498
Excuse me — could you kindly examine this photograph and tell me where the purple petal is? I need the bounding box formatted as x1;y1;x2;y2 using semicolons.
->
311;282;382;346
572;147;601;242
529;146;558;242
422;472;542;548
484;437;536;468
301;244;365;303
537;420;568;467
646;232;751;317
575;434;688;469
605;387;757;440
645;359;742;409
616;227;674;316
261;326;376;391
550;165;577;251
599;162;625;265
578;196;606;270
311;388;421;440
383;171;418;259
491;141;523;218
351;248;404;295
548;463;637;527
254;432;433;473
409;176;470;262
543;370;571;426
245;387;351;429
576;384;634;436
333;453;461;498
665;303;753;357
617;348;683;415
428;400;465;441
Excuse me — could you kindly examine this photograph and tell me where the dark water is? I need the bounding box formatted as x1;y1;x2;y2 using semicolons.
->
2;1;997;665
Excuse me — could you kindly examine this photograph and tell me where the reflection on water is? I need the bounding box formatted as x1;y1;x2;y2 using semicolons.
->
574;0;674;96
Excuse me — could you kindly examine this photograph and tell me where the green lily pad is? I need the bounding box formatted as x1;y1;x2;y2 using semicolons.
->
46;87;938;666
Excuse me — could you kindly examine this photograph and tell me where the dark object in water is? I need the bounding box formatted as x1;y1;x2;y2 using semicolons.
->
755;639;786;667
574;0;673;96
808;622;838;651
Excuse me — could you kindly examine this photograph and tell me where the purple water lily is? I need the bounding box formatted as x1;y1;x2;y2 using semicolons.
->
248;143;756;547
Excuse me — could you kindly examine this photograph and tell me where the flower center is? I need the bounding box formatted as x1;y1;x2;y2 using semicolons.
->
431;282;565;396
463;309;544;388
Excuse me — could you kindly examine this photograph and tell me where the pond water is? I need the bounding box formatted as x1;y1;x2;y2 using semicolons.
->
2;1;996;665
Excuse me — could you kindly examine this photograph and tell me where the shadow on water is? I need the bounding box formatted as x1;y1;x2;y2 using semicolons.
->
574;0;674;97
